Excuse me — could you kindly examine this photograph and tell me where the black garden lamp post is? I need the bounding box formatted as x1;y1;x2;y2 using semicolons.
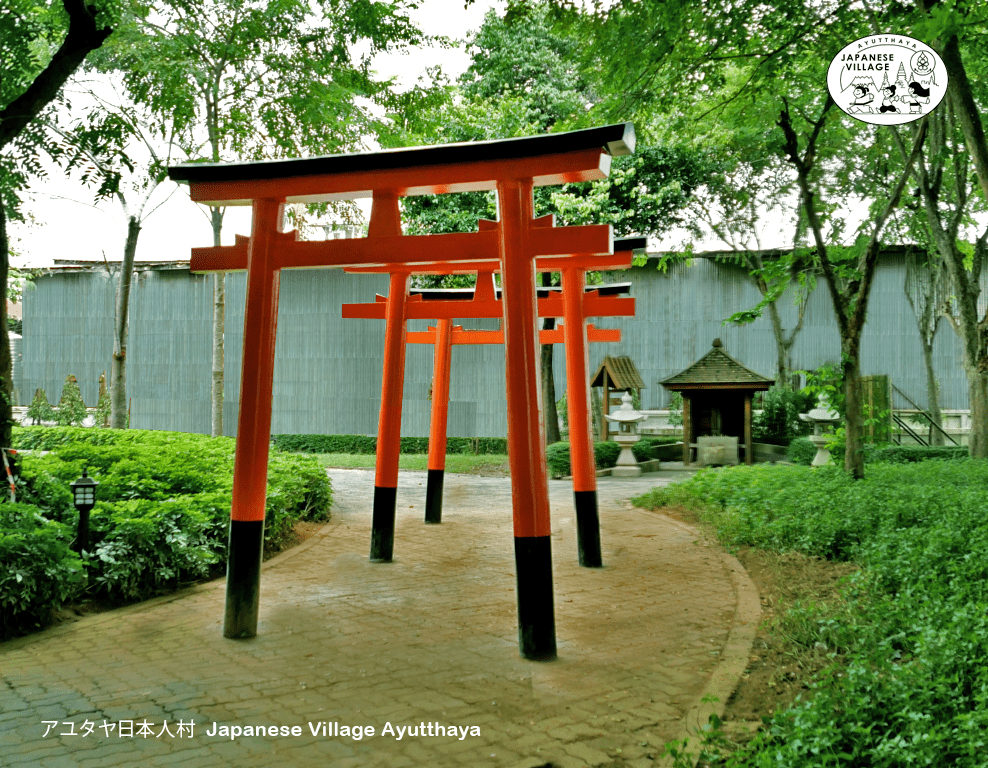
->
70;466;98;553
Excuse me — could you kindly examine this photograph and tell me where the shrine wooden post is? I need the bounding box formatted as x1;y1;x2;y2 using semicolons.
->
168;122;635;659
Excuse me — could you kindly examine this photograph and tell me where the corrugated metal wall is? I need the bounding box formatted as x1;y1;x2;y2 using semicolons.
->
584;256;980;413
21;256;981;437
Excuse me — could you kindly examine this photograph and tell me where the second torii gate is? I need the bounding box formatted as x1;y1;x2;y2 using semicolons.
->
343;235;643;567
168;122;635;661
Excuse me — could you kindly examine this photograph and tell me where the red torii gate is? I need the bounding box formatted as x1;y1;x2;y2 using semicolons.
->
342;235;643;568
407;319;617;528
168;123;635;660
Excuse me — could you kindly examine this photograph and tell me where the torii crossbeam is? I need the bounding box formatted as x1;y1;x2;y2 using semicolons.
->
168;122;635;661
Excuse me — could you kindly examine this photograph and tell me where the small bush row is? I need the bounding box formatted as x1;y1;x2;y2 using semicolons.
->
0;504;85;637
786;437;971;466
271;433;509;455
545;436;679;478
868;444;970;463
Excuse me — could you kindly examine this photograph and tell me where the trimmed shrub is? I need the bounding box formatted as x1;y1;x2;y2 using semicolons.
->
635;436;680;460
787;437;818;466
593;441;621;469
4;427;333;619
546;442;572;478
87;499;220;599
545;440;637;478
0;504;85;636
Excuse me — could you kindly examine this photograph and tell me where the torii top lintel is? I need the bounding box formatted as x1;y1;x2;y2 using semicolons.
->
167;123;635;206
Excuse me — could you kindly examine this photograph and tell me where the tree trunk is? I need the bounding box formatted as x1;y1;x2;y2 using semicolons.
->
211;207;225;437
842;340;865;479
0;0;112;151
920;337;945;446
540;274;561;444
966;366;988;458
110;216;140;429
940;241;987;458
0;204;13;450
767;300;791;387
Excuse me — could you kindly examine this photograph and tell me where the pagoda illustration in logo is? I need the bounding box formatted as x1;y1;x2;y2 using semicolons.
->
828;35;947;125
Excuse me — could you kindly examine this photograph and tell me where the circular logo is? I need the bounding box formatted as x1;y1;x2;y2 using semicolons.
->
827;35;947;125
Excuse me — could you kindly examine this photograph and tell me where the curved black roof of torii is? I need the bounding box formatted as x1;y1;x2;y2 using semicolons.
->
661;339;774;391
168;123;636;184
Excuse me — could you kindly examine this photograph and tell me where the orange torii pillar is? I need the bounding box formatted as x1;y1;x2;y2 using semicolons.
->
168;122;635;659
407;320;620;526
425;317;454;523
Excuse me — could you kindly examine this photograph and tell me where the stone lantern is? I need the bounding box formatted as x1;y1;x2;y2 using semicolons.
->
604;392;646;477
799;395;841;467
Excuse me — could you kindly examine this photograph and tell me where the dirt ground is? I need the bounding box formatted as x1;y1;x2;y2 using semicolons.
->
657;504;859;760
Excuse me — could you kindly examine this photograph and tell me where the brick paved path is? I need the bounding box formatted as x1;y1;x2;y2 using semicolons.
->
0;470;758;768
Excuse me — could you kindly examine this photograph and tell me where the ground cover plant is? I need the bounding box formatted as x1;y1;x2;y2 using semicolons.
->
1;427;332;637
634;460;988;767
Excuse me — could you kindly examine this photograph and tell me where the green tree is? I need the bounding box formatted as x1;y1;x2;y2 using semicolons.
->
101;0;425;436
904;0;988;458
395;5;720;442
45;91;184;429
1;0;118;448
522;0;988;477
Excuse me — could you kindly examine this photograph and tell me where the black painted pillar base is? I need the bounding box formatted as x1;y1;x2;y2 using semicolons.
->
514;536;557;661
574;490;602;568
370;485;397;562
224;519;265;638
424;469;444;524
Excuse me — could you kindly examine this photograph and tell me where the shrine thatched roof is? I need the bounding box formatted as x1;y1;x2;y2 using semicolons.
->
661;339;774;391
591;356;645;390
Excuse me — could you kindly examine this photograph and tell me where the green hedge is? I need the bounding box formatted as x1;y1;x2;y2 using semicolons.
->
786;437;818;466
786;438;970;467
270;433;509;455
12;425;228;451
544;437;679;478
3;427;333;635
869;445;970;463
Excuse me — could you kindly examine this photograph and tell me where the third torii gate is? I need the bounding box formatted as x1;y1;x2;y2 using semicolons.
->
168;122;636;660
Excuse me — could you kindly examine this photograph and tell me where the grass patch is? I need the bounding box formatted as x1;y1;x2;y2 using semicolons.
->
636;460;988;767
312;452;510;475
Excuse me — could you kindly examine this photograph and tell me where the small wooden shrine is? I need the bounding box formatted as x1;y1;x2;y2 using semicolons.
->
661;339;774;465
